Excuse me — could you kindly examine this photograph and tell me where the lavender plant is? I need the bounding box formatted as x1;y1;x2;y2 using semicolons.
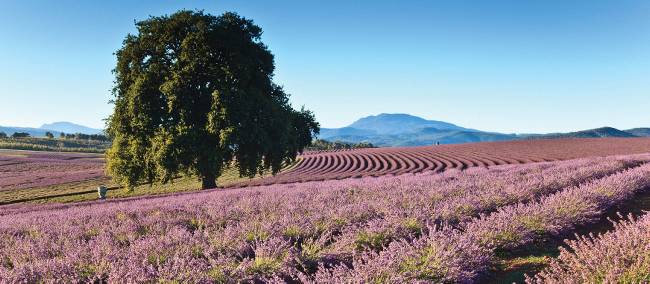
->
526;213;650;283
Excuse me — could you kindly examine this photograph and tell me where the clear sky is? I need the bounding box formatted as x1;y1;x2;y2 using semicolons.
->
1;0;648;133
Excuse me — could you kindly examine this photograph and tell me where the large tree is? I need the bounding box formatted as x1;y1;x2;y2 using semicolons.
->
106;11;319;190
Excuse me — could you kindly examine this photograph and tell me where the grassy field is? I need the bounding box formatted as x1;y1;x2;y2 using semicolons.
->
0;148;298;205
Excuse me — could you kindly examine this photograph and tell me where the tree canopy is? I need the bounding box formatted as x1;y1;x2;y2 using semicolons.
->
11;132;30;138
106;10;319;190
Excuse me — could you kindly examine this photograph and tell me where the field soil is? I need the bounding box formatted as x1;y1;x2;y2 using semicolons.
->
234;138;650;186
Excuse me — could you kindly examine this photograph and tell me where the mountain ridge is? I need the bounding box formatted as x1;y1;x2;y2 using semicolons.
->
2;116;647;145
347;113;474;134
0;121;102;137
319;114;648;146
40;122;102;135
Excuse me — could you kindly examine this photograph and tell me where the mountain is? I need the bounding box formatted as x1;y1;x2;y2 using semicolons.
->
347;113;472;134
318;114;648;147
318;114;513;146
524;127;637;139
625;128;650;137
0;126;59;138
319;113;475;142
40;122;102;135
0;122;102;137
318;127;378;138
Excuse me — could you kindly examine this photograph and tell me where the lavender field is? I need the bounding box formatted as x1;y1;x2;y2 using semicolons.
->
1;154;650;282
0;150;104;191
4;1;650;283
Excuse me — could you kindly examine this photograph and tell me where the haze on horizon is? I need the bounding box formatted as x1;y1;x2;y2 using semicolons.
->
1;0;648;134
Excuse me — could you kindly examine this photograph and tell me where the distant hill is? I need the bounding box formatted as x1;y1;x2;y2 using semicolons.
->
3;116;646;145
319;114;514;146
319;127;378;138
525;127;637;139
347;113;472;134
0;121;102;137
318;114;648;147
319;113;478;145
625;128;650;137
40;122;102;135
0;126;59;138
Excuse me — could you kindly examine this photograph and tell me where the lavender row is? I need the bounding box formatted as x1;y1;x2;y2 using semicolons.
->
466;162;650;250
320;162;650;283
0;156;645;282
527;213;650;283
298;156;640;265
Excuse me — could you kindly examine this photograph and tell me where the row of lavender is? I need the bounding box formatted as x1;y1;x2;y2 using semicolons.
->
0;155;647;282
318;158;650;282
528;213;650;283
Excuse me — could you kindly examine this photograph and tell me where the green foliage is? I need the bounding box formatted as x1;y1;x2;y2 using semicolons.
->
75;263;97;280
106;10;319;189
282;225;302;239
399;245;447;281
11;132;30;138
1;256;13;269
307;139;375;151
45;132;54;139
354;230;390;252
0;132;6;139
186;218;206;233
248;256;284;275
402;217;423;236
63;133;110;142
146;250;171;267
244;228;270;243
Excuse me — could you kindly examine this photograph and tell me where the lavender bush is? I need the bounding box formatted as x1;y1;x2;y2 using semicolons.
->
466;163;650;250
526;213;650;283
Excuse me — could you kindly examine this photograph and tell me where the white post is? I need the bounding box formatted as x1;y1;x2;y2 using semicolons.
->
98;185;108;199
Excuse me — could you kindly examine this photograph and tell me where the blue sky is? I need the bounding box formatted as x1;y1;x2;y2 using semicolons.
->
0;0;648;133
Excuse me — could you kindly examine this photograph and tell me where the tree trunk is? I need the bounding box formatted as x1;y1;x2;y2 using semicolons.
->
201;172;217;189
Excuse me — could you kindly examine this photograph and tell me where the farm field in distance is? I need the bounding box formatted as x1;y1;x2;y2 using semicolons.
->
237;137;650;186
3;138;650;205
0;150;289;205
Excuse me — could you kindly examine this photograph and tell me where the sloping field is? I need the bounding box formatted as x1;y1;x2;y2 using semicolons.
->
3;138;650;205
4;138;650;194
0;150;104;191
1;154;650;282
233;138;650;186
0;150;279;204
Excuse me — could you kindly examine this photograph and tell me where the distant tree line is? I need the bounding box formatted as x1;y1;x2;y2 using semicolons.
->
307;139;375;151
0;131;109;142
0;132;32;138
58;132;110;142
